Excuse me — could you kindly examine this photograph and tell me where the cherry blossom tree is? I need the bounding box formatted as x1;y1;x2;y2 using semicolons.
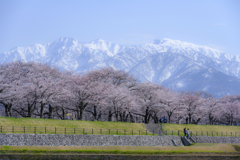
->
204;97;222;125
182;92;205;124
131;82;163;123
158;90;185;123
68;72;110;120
85;67;137;122
84;83;110;121
1;61;239;125
0;61;36;117
106;85;136;122
11;62;63;118
87;67;137;89
220;95;240;125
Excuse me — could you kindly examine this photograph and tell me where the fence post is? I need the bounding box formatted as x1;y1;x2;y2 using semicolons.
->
100;129;102;135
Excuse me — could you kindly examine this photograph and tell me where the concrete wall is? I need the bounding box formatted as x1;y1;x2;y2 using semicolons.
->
0;134;183;146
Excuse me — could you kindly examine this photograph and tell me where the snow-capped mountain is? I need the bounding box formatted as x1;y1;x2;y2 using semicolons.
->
1;37;240;97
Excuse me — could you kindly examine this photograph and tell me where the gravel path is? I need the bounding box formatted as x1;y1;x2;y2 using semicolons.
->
144;123;164;136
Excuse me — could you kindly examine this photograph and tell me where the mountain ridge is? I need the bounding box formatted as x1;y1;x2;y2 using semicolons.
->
1;37;240;97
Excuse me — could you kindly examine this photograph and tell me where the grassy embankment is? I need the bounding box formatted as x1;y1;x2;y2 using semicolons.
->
0;117;240;136
0;117;240;155
0;144;239;154
161;123;240;137
0;117;153;135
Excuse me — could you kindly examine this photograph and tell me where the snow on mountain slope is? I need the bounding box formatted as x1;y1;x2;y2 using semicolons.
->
1;37;240;97
162;68;240;97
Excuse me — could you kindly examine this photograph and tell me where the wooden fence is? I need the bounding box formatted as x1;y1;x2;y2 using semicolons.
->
0;126;158;136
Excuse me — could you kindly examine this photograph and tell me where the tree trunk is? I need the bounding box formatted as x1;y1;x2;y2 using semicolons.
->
5;105;9;117
144;107;149;124
77;102;88;120
147;114;151;124
209;114;213;125
40;103;44;118
48;104;53;119
27;103;32;117
152;113;158;123
97;111;102;121
114;107;119;121
167;111;173;124
3;103;12;117
108;110;112;121
93;105;97;120
188;114;192;124
192;118;201;124
62;108;65;120
79;109;83;120
119;112;123;122
129;112;135;123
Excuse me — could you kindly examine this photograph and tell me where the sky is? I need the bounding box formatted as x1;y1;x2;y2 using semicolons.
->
0;0;240;55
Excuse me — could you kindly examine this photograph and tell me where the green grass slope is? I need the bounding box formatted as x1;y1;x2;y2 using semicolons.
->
0;117;239;136
0;117;145;129
162;123;240;137
0;117;152;135
0;143;239;154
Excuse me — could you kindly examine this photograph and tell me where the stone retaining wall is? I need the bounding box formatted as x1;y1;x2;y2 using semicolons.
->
0;134;182;146
196;136;240;143
1;133;240;146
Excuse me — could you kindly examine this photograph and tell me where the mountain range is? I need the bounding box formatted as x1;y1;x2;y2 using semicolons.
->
1;37;240;97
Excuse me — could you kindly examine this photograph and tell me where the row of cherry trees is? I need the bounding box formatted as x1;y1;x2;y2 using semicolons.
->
0;61;239;125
